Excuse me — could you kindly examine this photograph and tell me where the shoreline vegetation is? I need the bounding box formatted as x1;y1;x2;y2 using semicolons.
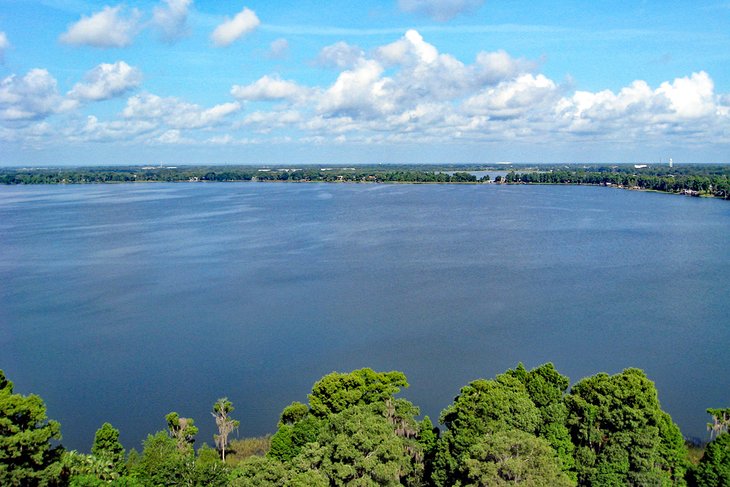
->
1;163;729;200
2;365;728;486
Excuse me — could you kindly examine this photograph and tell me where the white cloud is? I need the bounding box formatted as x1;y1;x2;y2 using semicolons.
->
68;61;142;101
268;38;289;58
231;75;310;102
123;93;241;129
0;69;76;122
157;129;187;144
211;7;260;47
153;0;192;42
463;74;558;118
555;72;720;135
398;0;485;21
317;59;396;118
0;32;9;62
472;50;537;85
315;42;364;69
69;115;157;143
60;6;141;48
656;71;715;119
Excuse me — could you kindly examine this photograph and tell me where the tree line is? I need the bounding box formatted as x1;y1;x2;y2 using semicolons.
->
2;164;729;199
2;365;729;486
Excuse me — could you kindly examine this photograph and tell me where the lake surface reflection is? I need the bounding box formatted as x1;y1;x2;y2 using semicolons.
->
2;182;729;450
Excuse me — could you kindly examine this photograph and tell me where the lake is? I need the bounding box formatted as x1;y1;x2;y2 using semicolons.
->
1;182;728;451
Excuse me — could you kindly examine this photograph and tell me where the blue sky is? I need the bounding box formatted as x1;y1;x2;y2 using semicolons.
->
1;0;729;165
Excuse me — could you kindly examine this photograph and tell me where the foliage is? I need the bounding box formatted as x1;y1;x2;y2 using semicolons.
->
295;403;423;486
706;408;730;440
506;363;575;475
307;368;409;417
692;433;730;487
91;423;125;474
433;372;541;486
212;398;239;462
0;369;63;486
566;368;689;486
130;431;191;486
459;429;574;486
268;415;323;462
279;401;309;426
165;412;198;451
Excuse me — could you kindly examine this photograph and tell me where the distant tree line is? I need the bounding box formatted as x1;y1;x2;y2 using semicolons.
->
2;365;729;486
0;166;480;185
2;164;730;199
504;166;730;199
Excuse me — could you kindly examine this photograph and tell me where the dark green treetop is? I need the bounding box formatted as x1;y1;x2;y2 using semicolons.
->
566;368;688;486
0;370;63;486
91;423;125;473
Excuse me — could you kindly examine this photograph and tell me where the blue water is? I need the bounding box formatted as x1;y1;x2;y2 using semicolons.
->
1;182;728;451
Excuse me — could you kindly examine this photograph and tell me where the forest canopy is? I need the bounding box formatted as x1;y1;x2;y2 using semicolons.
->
1;365;728;486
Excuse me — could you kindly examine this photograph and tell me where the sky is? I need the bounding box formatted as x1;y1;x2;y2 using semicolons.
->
1;0;730;166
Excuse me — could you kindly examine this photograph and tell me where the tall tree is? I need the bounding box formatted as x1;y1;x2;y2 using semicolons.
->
706;408;730;440
432;372;541;486
91;423;125;474
165;412;198;451
212;398;239;462
566;368;689;486
0;370;63;486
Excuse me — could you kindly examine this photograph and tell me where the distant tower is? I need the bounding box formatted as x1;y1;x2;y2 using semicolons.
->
669;158;673;168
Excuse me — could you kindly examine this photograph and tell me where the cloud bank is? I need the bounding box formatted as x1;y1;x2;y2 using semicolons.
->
3;30;730;156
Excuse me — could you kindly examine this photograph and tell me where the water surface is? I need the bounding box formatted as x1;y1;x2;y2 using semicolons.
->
1;182;728;450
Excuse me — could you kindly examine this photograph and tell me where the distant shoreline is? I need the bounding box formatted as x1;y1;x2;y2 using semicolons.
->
1;164;729;200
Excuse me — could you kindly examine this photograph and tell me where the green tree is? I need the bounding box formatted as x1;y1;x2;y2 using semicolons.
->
307;368;408;417
432;372;541;486
131;431;194;486
166;412;198;451
706;408;730;440
566;368;689;486
296;403;424;486
506;363;575;476
692;433;730;487
211;398;239;462
459;430;574;486
91;423;125;474
0;370;63;486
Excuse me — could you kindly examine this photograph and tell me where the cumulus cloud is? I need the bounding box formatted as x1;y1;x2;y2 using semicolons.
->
318;59;396;118
153;0;192;42
0;32;9;62
268;38;289;59
555;71;720;135
463;74;558;118
122;93;240;129
5;29;728;152
68;61;142;101
315;41;364;69
231;75;310;102
211;7;259;47
0;69;76;122
60;5;141;48
398;0;485;21
68;115;157;143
